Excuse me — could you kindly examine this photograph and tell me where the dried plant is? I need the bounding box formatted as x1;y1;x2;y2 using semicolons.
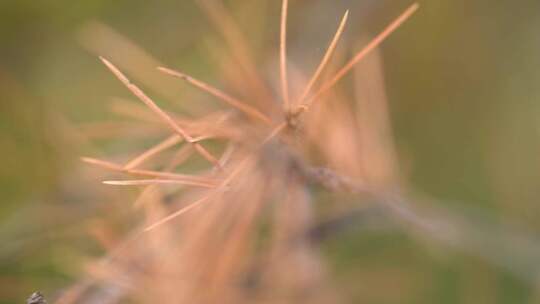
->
61;1;420;303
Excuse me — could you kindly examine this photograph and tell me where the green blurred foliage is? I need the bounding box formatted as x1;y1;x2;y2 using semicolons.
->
1;0;540;303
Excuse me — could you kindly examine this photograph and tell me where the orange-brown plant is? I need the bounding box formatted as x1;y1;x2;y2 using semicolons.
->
62;1;419;303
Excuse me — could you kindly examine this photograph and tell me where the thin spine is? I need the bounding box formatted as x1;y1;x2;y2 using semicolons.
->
158;66;272;125
297;10;349;105
303;3;419;110
143;195;211;232
123;134;213;170
133;144;195;209
123;134;183;170
103;179;216;188
99;57;222;169
127;116;286;235
82;157;219;186
143;157;251;232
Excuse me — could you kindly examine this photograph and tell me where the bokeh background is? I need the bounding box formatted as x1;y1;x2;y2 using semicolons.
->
2;0;540;303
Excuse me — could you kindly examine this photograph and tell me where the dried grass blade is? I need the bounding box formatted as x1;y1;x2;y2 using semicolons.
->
158;67;271;125
143;157;250;231
99;57;221;168
123;134;182;170
298;10;349;105
83;157;219;185
103;179;216;188
304;3;419;109
143;195;211;232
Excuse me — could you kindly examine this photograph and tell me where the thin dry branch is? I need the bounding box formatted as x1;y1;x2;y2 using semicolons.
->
158;66;272;125
82;157;219;187
143;156;251;232
99;57;221;168
143;195;211;232
111;97;233;135
297;10;349;105
132;145;196;209
103;179;216;188
302;3;419;109
123;134;183;170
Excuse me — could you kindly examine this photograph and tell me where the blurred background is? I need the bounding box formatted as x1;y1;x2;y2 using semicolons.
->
1;0;540;303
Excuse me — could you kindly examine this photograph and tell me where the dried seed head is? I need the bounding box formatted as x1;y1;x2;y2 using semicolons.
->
72;2;419;303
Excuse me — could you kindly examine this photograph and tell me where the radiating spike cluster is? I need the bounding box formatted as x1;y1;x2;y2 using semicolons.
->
85;0;420;246
76;2;419;303
86;0;419;242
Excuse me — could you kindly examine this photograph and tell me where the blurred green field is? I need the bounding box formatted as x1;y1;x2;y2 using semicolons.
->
1;0;540;303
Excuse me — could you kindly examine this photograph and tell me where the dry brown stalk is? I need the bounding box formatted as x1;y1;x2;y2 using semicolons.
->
102;179;216;188
143;195;211;232
301;3;419;111
297;10;349;105
100;57;222;168
158;66;272;125
143;156;251;232
82;157;219;187
123;135;183;170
